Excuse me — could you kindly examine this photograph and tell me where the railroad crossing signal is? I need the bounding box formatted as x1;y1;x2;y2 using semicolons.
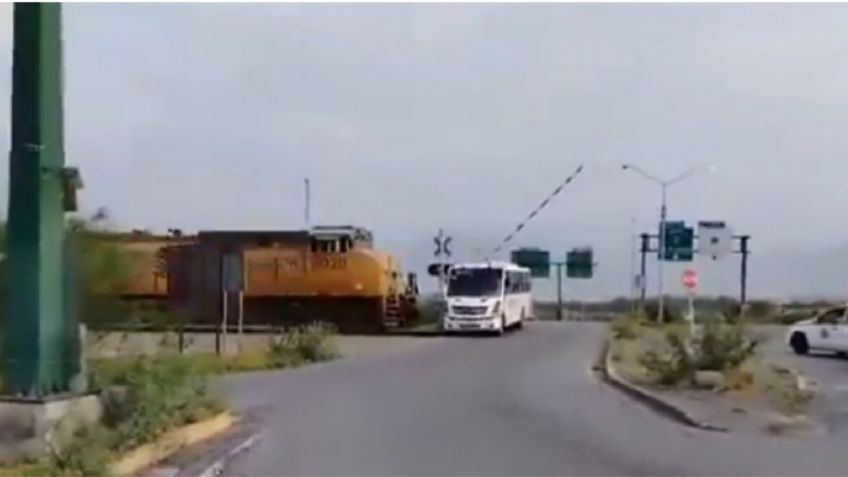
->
434;229;452;258
427;263;452;277
660;221;694;262
566;247;594;279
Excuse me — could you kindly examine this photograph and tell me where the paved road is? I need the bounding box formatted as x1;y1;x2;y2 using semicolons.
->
219;322;848;476
759;325;848;436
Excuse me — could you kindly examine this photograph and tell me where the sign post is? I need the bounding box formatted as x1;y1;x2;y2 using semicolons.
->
433;229;452;295
682;268;698;336
221;253;243;354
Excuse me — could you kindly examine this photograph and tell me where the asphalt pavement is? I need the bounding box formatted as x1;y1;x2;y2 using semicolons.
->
758;324;848;437
218;322;848;476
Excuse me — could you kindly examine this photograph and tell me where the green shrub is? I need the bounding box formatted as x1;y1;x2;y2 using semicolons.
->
639;327;694;385
269;322;338;364
94;353;223;451
610;312;645;340
9;354;224;476
638;323;759;386
47;425;115;477
697;321;758;371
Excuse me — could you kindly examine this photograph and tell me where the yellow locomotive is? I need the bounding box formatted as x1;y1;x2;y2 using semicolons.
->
109;226;418;333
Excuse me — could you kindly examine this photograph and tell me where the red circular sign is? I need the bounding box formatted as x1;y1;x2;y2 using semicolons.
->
682;268;698;289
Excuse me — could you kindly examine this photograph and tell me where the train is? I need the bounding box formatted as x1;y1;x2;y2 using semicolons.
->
96;226;419;333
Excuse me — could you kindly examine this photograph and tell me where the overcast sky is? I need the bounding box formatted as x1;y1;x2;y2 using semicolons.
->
1;4;848;300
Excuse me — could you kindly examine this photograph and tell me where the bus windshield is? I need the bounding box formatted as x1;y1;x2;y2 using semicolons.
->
447;268;503;297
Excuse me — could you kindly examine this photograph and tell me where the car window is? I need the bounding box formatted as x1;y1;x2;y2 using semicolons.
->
817;308;846;324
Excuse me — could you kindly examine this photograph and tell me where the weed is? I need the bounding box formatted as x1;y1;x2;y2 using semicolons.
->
269;322;339;363
638;323;758;386
722;366;755;392
610;312;646;340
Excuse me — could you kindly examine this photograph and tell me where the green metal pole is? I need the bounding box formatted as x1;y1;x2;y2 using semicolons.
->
3;3;75;397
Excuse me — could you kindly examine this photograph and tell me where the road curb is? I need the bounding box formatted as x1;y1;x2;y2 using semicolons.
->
110;412;236;477
190;430;263;477
598;339;727;433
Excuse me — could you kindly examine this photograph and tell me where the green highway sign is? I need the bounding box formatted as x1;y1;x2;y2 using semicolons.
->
566;247;593;279
660;221;694;262
511;248;550;278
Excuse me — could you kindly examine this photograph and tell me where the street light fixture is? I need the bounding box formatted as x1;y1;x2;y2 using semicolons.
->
622;163;714;323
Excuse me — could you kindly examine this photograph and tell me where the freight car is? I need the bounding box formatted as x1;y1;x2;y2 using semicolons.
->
108;226;418;333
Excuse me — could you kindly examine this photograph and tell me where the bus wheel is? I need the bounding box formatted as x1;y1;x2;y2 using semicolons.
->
497;314;506;336
516;310;525;330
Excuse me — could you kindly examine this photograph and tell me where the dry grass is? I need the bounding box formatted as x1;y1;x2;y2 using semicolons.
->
609;320;816;417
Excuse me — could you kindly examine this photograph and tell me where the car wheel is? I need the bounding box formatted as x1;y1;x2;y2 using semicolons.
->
790;332;809;355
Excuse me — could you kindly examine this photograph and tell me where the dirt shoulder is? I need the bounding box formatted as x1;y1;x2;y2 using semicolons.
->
609;321;821;437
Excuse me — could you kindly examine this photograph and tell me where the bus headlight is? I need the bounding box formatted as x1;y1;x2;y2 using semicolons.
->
491;301;501;315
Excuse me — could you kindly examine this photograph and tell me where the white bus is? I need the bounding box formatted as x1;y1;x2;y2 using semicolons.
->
442;261;533;335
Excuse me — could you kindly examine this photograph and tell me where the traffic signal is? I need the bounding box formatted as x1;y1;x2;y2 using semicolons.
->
427;263;451;277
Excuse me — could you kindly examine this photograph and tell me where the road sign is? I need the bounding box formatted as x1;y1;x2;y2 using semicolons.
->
510;248;550;278
698;221;732;259
434;229;452;258
660;221;694;261
221;254;243;292
566;247;594;279
682;268;698;290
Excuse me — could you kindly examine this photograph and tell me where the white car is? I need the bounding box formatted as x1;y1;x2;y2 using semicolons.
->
786;306;848;356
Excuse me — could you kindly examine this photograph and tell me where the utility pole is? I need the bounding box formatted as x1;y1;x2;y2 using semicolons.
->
556;262;563;321
657;184;667;323
639;233;649;308
3;4;82;397
739;235;750;306
304;177;311;228
629;218;637;306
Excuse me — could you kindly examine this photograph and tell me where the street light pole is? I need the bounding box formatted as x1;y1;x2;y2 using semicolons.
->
304;177;311;228
657;183;667;324
622;163;713;324
4;3;81;397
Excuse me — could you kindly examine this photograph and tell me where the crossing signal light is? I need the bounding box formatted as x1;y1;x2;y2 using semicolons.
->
427;263;451;277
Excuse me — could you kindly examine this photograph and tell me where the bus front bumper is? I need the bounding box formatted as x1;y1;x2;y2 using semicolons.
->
443;315;500;331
